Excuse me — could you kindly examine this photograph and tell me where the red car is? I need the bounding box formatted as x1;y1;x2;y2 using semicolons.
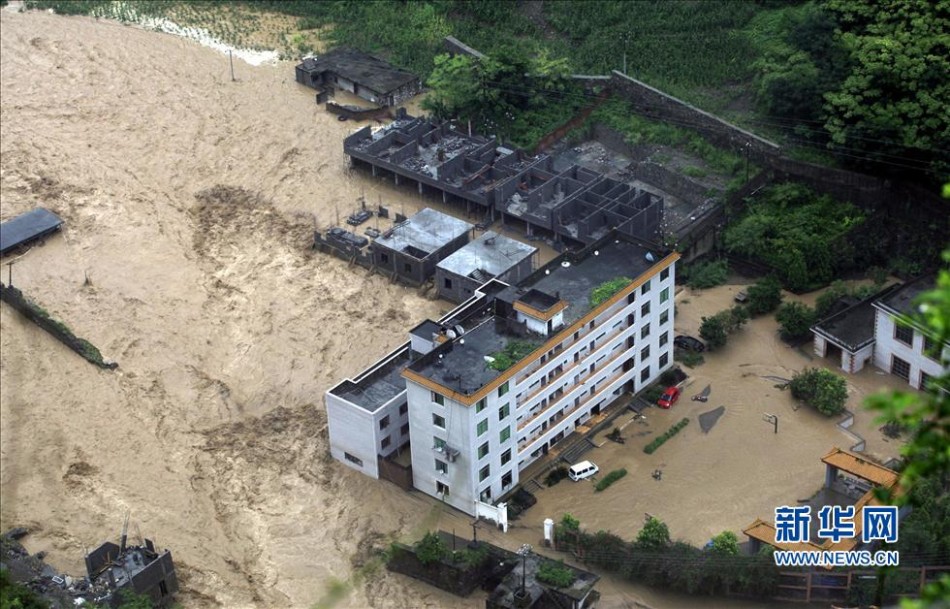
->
657;386;681;409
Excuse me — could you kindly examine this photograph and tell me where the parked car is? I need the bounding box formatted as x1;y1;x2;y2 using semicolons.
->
327;227;369;249
657;386;681;409
674;335;705;352
568;460;599;481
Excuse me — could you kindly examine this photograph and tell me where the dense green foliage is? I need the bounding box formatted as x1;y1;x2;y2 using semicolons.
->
745;277;783;316
709;531;740;556
0;570;47;609
536;560;576;588
775;302;818;341
594;468;627;492
684;260;730;290
636;516;671;549
488;340;540;371
753;0;950;180
724;183;865;291
558;518;779;597
415;531;448;566
589;277;633;307
452;543;489;569
790;367;848;416
674;349;705;368
544;466;569;487
699;306;749;350
644;418;689;454
814;280;882;318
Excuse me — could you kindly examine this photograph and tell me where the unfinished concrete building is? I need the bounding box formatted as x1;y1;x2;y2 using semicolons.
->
295;47;422;107
371;207;473;285
435;231;536;303
84;537;178;607
343;116;664;246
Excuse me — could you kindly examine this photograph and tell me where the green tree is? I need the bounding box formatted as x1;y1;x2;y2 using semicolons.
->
776;301;817;341
746;277;783;316
414;531;448;566
709;531;740;555
790;368;848;416
699;314;727;350
636;516;670;549
0;569;48;609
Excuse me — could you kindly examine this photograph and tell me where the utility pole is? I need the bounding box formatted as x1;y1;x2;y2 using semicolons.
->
5;260;15;287
229;50;235;82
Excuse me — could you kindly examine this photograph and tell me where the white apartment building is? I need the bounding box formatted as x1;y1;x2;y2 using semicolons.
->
401;237;677;515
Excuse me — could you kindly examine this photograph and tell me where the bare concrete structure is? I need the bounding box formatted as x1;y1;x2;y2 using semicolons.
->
371;208;473;286
295;47;421;107
435;231;536;303
343;116;664;246
85;537;178;607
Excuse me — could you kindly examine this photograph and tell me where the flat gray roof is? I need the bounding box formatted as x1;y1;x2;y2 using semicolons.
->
330;348;412;411
1;208;63;255
374;208;472;258
436;231;535;279
877;277;935;317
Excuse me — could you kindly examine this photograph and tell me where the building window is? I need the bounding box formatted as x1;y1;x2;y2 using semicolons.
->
641;323;651;339
501;448;512;465
400;422;409;435
433;436;446;450
640;366;650;382
627;291;636;304
659;352;669;368
659;331;669;347
891;356;911;381
344;453;363;467
501;470;513;489
500;426;511;443
660;268;670;281
920;371;932;391
498;381;509;397
444;277;452;289
660;287;670;303
640;345;650;361
660;309;669;326
476;398;486;413
381;436;391;449
399;402;408;415
380;253;389;264
478;441;490;459
432;391;445;406
499;403;510;420
435;459;447;474
642;280;651;295
894;323;913;346
433;413;446;429
641;301;651;317
404;262;412;273
477;419;488;436
436;481;450;496
479;465;490;481
923;335;939;360
379;416;390;430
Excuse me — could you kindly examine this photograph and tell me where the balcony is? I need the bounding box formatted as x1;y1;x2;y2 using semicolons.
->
433;443;460;462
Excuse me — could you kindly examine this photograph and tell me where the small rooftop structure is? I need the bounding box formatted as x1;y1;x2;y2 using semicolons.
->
812;285;900;353
295;47;421;107
435;231;536;303
0;208;63;255
371;208;473;286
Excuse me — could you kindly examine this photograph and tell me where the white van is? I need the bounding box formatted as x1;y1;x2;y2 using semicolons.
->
568;460;599;481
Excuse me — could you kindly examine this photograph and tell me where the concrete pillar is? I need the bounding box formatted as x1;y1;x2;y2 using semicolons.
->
418;181;423;194
526;224;533;237
442;190;447;204
372;165;377;177
394;173;400;186
825;464;837;489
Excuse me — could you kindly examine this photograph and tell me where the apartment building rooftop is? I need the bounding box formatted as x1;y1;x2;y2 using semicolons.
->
436;231;536;281
329;347;413;412
406;235;668;397
876;276;935;317
374;208;473;258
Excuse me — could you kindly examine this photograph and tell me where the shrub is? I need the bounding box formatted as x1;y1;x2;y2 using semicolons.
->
789;368;848;416
590;277;633;307
642;385;664;403
595;468;627;492
674;350;705;368
636;517;670;549
537;560;576;588
415;531;448;565
453;543;489;568
709;531;740;555
699;306;748;350
488;340;539;371
561;513;580;531
685;259;729;289
544;466;568;487
746;277;783;316
644;418;689;454
776;302;817;341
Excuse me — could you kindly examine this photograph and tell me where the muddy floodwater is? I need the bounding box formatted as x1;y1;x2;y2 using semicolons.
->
0;9;907;609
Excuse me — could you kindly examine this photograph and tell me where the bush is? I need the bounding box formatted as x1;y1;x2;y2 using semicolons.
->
537;560;576;588
415;531;448;565
636;516;670;549
544;466;568;487
789;368;848;416
699;306;749;350
642;385;664;403
709;531;740;555
590;277;633;307
595;468;627;492
685;260;729;289
775;302;817;341
674;350;705;368
488;340;540;371
746;277;783;315
644;418;689;454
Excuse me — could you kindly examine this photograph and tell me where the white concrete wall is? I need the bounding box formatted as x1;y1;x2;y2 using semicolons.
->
325;392;381;479
851;342;875;373
874;310;948;388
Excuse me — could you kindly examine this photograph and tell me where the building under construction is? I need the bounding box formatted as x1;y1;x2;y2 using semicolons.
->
343;116;663;246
